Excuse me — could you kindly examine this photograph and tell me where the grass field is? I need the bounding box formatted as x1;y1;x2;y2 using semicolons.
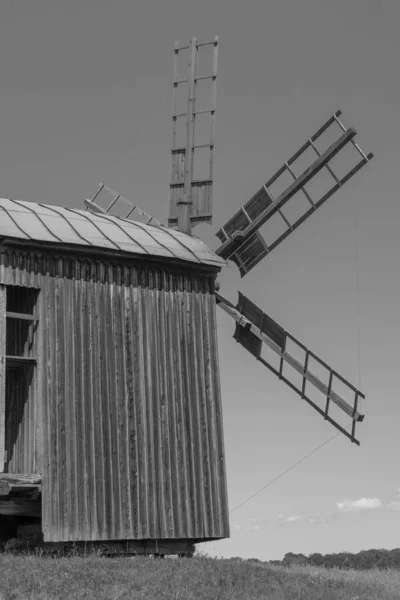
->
0;554;399;599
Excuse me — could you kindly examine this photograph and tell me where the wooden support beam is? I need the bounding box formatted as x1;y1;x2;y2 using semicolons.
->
6;312;38;322
0;473;41;484
178;36;197;234
6;356;37;368
0;481;42;496
0;286;5;473
0;474;42;496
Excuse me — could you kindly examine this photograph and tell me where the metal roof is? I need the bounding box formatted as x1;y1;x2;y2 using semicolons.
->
0;198;226;268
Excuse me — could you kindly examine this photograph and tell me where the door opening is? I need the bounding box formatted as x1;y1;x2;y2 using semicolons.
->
3;286;39;473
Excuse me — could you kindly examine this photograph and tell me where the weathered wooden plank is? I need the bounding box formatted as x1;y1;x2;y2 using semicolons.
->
180;37;197;233
0;286;5;472
6;356;37;368
0;481;41;496
0;473;41;484
6;312;38;322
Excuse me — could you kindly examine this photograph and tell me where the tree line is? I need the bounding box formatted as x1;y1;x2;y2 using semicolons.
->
266;548;400;570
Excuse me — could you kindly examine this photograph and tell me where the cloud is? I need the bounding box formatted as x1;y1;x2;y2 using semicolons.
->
234;523;260;532
286;515;302;523
336;497;382;512
276;514;303;524
309;516;327;524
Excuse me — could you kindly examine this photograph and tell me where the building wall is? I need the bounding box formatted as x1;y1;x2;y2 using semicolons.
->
0;249;230;543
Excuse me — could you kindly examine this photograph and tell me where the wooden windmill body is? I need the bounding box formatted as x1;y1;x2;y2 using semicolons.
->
0;37;373;554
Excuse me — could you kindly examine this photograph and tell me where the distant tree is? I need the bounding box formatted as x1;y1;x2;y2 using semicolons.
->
309;553;324;567
248;558;262;564
270;547;400;571
282;553;308;566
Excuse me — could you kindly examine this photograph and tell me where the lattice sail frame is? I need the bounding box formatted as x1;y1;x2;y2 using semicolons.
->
169;37;219;233
216;111;374;277
84;183;162;226
216;292;365;445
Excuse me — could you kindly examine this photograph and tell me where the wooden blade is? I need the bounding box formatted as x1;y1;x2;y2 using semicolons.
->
169;37;219;232
84;184;162;226
216;111;373;277
216;291;365;445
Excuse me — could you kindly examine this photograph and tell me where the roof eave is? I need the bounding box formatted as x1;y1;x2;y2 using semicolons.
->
0;237;225;274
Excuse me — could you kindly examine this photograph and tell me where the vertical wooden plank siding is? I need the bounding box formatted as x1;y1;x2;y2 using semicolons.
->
0;250;229;543
0;286;6;472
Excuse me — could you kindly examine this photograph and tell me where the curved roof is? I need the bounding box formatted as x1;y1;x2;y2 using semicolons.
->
0;198;225;269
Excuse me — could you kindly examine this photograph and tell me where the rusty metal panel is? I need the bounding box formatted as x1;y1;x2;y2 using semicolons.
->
0;199;226;269
14;253;230;543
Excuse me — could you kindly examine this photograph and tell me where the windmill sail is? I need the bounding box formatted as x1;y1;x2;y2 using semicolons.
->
215;111;373;277
216;292;365;445
169;37;219;233
84;183;162;226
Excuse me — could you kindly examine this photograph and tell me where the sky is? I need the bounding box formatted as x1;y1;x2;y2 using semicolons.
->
0;0;399;562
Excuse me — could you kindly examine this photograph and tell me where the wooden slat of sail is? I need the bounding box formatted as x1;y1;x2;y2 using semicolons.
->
216;292;365;445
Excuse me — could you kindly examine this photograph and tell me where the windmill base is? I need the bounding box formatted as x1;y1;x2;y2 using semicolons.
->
0;475;197;557
1;523;196;558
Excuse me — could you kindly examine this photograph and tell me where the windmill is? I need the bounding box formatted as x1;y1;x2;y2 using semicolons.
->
85;36;373;446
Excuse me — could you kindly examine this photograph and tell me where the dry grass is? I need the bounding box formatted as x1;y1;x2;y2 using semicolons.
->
0;554;399;599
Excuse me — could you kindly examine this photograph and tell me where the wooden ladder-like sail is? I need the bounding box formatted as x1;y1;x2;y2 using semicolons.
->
169;37;219;233
84;183;162;226
215;111;373;277
216;291;365;445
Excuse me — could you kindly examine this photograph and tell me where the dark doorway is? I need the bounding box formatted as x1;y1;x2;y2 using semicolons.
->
4;286;39;473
